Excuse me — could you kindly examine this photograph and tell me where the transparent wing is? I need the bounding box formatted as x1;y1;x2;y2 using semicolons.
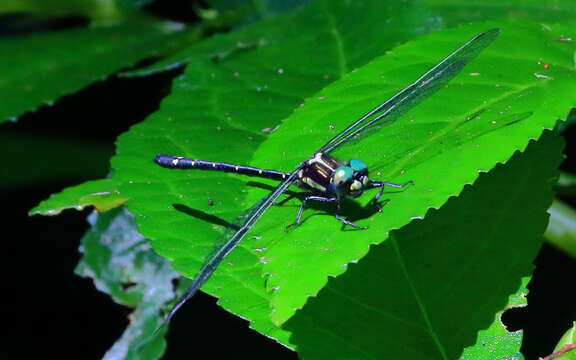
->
162;170;300;324
321;29;500;155
368;110;533;174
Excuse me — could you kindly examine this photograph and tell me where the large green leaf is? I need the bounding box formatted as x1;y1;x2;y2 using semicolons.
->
112;0;439;346
0;21;189;123
284;131;563;359
112;19;575;347
252;21;575;325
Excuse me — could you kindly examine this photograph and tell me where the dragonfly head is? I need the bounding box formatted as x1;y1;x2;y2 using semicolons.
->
332;159;369;198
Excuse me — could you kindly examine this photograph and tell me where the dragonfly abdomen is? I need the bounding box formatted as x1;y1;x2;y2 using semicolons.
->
154;154;290;181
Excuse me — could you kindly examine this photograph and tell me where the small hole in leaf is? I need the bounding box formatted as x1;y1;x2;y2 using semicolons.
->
501;306;525;332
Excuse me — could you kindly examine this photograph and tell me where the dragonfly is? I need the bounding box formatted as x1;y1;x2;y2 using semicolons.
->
154;29;500;324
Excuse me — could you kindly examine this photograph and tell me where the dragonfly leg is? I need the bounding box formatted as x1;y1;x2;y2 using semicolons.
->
287;195;338;229
368;180;414;211
335;202;367;229
288;195;367;230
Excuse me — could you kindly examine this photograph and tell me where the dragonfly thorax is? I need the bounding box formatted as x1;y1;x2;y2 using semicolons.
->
297;152;370;198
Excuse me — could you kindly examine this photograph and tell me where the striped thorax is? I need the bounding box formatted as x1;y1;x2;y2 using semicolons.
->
297;152;370;198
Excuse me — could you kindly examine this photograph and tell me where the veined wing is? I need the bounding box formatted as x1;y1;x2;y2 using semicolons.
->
368;110;533;174
163;170;301;323
320;29;500;155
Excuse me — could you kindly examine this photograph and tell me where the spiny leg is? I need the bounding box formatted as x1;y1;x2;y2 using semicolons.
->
335;202;367;230
288;195;337;229
287;195;367;230
368;180;414;211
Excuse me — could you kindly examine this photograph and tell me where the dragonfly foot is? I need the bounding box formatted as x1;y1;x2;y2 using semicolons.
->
335;214;368;230
373;198;390;212
285;221;301;232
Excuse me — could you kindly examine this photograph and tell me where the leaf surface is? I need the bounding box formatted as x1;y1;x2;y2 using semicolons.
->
284;131;563;359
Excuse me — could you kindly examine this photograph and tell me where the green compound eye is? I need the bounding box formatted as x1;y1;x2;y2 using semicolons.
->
333;166;353;184
349;159;367;172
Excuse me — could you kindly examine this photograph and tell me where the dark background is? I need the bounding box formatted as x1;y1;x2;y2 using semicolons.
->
1;1;576;359
1;51;296;360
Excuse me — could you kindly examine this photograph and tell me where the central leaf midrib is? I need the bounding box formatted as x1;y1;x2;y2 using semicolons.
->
325;11;349;77
390;233;450;360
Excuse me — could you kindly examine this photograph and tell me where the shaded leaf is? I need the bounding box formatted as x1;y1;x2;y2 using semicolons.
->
0;21;188;123
460;278;529;360
29;179;126;216
0;132;110;189
76;207;179;360
204;0;309;26
124;0;440;77
546;200;576;259
0;0;102;17
557;171;576;197
284;131;563;359
116;0;157;10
